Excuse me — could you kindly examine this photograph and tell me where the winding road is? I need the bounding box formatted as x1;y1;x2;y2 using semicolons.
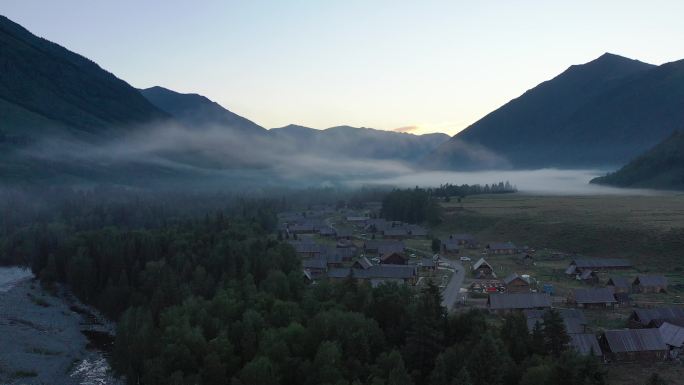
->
439;258;466;311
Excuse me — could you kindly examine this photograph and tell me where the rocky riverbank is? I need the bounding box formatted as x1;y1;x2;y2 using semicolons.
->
0;268;121;385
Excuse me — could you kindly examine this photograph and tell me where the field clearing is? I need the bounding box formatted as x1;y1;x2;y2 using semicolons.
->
436;193;684;270
442;193;684;231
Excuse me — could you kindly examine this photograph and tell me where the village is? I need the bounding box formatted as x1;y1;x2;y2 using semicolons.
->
280;201;684;370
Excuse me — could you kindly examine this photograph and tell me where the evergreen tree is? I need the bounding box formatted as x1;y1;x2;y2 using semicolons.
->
542;309;570;357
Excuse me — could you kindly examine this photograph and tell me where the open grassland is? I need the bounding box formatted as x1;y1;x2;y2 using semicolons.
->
436;193;684;271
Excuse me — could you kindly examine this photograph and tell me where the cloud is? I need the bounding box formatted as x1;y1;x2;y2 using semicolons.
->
392;125;419;133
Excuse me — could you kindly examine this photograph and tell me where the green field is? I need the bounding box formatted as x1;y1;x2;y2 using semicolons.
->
436;194;684;270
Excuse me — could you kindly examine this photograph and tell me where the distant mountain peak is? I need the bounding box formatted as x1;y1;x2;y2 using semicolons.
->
140;86;265;134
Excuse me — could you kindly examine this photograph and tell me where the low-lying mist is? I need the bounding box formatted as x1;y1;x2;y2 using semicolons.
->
13;121;670;195
348;169;668;196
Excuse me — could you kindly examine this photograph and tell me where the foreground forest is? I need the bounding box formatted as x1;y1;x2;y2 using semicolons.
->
0;188;607;385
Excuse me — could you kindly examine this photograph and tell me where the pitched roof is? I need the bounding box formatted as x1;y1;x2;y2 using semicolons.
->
607;276;630;288
579;270;596;280
503;273;530;285
634;275;668;287
632;307;684;325
658;322;684;348
488;293;551;310
380;252;408;262
473;258;493;270
571;258;632;269
353;257;373;270
603;329;667;353
570;334;602;356
571;288;617;304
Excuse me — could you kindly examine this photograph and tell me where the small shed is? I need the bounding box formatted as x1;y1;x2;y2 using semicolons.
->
503;273;531;293
600;329;668;362
632;275;668;294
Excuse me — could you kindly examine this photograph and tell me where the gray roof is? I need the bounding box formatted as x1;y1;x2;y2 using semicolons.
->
632;307;684;325
489;242;516;250
579;270;596;280
571;258;632;269
607;276;630;288
408;225;428;236
383;228;409;237
293;242;325;254
364;240;405;252
473;257;493;270
488;293;551;310
659;322;684;348
419;258;435;268
572;288;617;304
448;233;475;241
302;258;327;270
634;275;668;287
353;257;373;270
603;329;667;353
503;273;529;285
441;240;461;251
328;265;416;280
524;309;587;334
323;246;356;260
570;334;602;356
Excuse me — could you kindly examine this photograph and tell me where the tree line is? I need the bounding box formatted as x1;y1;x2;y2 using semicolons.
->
0;188;608;385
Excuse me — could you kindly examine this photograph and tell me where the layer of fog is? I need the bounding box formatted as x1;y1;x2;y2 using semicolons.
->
17;121;669;195
349;169;667;196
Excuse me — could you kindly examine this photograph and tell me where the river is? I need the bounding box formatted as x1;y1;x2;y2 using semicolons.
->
0;266;121;385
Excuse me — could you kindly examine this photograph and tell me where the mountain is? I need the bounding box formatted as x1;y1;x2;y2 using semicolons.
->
0;15;167;139
140;86;266;135
271;124;450;162
590;131;684;190
427;53;684;169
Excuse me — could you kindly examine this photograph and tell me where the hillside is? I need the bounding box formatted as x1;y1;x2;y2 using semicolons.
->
591;131;684;190
140;86;266;135
0;15;167;139
427;53;684;169
271;124;450;162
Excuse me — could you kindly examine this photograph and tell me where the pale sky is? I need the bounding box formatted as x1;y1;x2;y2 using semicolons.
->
3;1;684;135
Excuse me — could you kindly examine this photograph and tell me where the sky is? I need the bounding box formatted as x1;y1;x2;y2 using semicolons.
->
3;1;684;135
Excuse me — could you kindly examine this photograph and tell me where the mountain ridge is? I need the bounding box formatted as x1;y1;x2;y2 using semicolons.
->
590;130;684;190
426;52;684;169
